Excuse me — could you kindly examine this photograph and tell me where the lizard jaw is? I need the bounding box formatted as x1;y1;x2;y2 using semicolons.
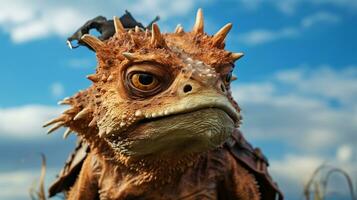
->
140;95;241;126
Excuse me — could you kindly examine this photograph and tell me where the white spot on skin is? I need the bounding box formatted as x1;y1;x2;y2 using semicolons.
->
120;122;126;127
134;110;142;117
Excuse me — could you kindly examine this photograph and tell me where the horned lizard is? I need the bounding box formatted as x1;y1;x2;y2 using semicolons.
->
44;9;283;200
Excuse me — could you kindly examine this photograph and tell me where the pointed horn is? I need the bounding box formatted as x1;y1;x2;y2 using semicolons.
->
81;34;104;52
43;115;67;128
175;24;184;34
47;122;65;134
192;8;204;34
231;52;244;61
87;74;100;82
113;16;125;33
74;107;92;121
122;52;136;61
88;118;97;127
135;26;140;33
106;126;113;135
63;107;78;115
58;98;71;105
212;23;232;47
98;128;106;137
151;23;166;47
231;75;237;81
63;128;72;139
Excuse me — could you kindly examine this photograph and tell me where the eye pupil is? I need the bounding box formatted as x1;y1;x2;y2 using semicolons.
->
138;74;154;85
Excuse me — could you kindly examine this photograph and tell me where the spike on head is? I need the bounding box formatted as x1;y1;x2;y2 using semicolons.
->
63;128;72;139
192;8;204;35
212;23;232;47
122;52;136;61
113;16;125;34
74;107;92;121
230;52;244;62
81;34;104;52
151;23;167;48
87;74;100;82
135;26;140;33
47;122;65;134
175;24;184;34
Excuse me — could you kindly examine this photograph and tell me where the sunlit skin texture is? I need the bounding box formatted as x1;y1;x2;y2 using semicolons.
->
45;9;261;200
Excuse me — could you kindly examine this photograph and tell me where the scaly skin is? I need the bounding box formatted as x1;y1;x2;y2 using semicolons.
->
45;9;261;199
67;148;260;200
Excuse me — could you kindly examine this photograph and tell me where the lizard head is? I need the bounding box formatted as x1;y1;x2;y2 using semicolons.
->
45;9;243;163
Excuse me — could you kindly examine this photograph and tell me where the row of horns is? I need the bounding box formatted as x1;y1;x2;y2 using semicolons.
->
81;8;243;62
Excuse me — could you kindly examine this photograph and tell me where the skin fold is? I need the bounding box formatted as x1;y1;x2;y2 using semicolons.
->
44;8;281;200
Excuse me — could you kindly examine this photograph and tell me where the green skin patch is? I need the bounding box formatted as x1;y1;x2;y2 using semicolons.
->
122;108;234;157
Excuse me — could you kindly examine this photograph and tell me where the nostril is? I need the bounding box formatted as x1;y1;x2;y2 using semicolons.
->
220;84;226;93
183;84;193;93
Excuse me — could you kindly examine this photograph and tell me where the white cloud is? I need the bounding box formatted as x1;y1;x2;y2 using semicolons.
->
0;168;59;199
301;11;340;28
270;154;324;184
239;0;357;15
50;82;65;98
233;66;357;151
0;105;64;138
238;27;299;46
270;152;357;198
276;66;357;104
336;145;353;162
0;170;38;199
238;11;340;45
0;0;204;43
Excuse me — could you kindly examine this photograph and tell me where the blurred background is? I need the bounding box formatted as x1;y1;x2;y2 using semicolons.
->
0;0;356;199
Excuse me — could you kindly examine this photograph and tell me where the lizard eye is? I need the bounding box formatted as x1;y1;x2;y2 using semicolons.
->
124;63;173;98
130;73;159;91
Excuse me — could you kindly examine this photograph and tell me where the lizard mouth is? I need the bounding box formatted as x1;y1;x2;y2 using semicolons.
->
107;96;239;157
138;96;241;125
118;106;236;157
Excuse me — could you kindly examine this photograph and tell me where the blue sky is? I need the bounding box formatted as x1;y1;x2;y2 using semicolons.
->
0;0;356;199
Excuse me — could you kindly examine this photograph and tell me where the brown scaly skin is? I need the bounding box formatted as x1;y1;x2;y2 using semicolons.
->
45;9;261;199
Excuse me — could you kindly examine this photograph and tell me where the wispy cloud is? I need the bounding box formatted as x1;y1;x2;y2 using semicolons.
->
233;65;357;151
238;11;340;45
237;0;357;15
0;105;63;138
0;168;60;200
301;11;340;28
0;0;205;43
50;82;65;98
270;150;356;198
237;27;299;46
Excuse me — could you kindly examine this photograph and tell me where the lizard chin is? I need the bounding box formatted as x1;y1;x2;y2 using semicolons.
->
111;108;235;157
